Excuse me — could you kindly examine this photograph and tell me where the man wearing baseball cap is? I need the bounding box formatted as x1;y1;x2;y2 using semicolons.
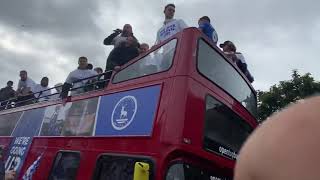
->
220;41;254;83
220;41;236;53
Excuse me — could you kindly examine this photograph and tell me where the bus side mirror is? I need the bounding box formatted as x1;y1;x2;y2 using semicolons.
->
133;162;149;180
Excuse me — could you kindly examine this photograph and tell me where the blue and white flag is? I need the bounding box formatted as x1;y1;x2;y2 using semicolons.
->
22;154;43;180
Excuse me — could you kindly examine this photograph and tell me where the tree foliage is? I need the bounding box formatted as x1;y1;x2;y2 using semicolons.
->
258;70;320;121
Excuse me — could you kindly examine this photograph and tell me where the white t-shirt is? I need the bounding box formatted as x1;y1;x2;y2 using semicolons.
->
17;78;36;92
235;52;247;64
112;36;128;48
65;69;98;94
156;19;188;44
33;84;51;101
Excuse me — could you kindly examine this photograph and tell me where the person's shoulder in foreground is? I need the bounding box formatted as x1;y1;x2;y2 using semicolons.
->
235;96;320;180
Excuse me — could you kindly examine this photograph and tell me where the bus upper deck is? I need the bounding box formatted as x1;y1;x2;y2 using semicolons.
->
0;28;257;180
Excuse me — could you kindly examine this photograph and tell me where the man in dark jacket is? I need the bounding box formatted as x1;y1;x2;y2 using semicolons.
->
105;36;139;73
0;81;15;107
103;24;140;80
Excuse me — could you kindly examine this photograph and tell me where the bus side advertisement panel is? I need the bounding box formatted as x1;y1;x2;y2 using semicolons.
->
0;112;23;136
95;85;161;136
39;97;99;137
6;108;46;176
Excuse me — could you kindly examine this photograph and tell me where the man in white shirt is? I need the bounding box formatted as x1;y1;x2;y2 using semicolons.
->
15;70;37;106
63;56;98;97
155;4;188;44
33;77;51;101
16;70;36;96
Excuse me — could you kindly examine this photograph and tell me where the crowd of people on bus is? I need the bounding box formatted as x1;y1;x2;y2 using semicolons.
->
0;58;104;109
102;3;253;82
0;3;254;110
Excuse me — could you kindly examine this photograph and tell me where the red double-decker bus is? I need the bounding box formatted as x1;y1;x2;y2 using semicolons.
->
0;28;257;180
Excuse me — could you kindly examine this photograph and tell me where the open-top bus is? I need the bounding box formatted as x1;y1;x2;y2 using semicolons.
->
0;27;257;180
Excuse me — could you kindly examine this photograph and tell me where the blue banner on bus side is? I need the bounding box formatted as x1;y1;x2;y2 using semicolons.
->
6;108;45;176
5;137;32;176
95;85;161;136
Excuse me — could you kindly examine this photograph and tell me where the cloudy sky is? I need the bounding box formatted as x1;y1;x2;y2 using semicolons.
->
0;0;319;91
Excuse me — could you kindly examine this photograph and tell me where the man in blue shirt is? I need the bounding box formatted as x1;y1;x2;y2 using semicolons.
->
198;16;218;45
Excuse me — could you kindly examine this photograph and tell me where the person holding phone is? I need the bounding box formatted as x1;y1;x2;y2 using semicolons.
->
103;24;138;48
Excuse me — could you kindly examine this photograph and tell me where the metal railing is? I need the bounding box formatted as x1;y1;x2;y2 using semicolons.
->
0;71;112;111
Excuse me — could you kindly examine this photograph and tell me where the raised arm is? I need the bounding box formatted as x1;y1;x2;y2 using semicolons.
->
103;30;121;45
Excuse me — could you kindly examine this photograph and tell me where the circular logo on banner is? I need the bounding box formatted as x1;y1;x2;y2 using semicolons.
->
111;95;138;130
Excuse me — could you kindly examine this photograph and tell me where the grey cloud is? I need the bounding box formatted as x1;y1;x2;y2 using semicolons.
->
0;0;107;88
0;44;77;85
175;0;320;90
0;0;101;38
0;0;319;92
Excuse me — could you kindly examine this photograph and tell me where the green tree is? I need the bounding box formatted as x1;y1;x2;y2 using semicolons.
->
258;70;320;122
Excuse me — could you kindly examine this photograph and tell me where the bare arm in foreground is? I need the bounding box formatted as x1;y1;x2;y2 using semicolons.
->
235;96;320;180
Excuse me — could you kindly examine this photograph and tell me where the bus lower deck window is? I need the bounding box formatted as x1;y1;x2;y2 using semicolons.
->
48;151;81;180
